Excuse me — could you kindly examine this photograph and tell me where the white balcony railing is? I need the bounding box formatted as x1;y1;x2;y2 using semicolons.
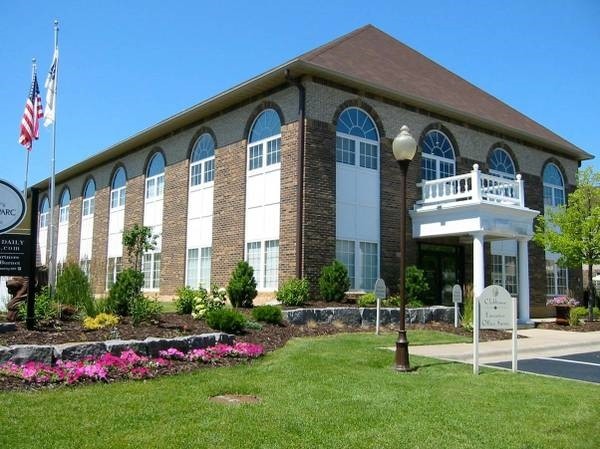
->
417;164;525;209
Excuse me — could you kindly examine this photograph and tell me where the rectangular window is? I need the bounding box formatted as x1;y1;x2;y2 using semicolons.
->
249;144;263;170
439;161;455;178
359;241;378;290
264;240;279;289
146;175;164;199
492;254;518;296
359;142;378;170
59;206;69;223
145;178;155;199
266;138;281;166
336;136;355;165
421;157;437;180
82;198;95;217
186;247;211;289
336;240;356;289
546;259;568;296
186;248;199;288
106;256;123;290
142;253;161;290
543;186;553;207
190;162;202;187
111;187;126;209
80;258;91;279
204;159;215;183
40;212;48;229
246;241;262;287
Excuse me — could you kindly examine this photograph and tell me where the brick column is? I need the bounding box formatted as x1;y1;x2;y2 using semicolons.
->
302;118;336;292
122;174;145;269
279;121;299;285
160;160;189;296
91;186;109;294
67;197;82;264
212;140;246;287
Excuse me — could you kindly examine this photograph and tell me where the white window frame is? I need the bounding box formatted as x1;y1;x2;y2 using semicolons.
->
142;252;161;291
59;204;69;224
491;254;518;297
110;186;126;210
336;239;379;291
546;258;569;297
106;256;123;290
145;173;164;200
543;163;565;209
245;240;279;290
186;247;212;289
420;130;456;180
489;148;516;180
247;135;281;173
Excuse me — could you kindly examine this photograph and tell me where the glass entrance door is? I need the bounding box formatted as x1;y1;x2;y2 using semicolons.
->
418;244;464;305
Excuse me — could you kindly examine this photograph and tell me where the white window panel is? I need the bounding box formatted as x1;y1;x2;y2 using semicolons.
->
263;204;280;239
356;173;379;208
336;165;356;204
80;238;93;260
81;216;94;240
38;228;48;265
245;207;264;241
246;176;263;208
356;205;378;240
263;170;281;205
336;202;356;239
107;232;123;258
108;209;125;235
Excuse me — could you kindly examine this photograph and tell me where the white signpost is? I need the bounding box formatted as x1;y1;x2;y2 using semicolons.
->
0;180;26;234
452;284;462;328
473;285;518;374
373;278;386;335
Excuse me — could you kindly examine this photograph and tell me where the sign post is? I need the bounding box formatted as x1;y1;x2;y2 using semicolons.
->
373;278;387;336
452;284;462;328
473;285;518;374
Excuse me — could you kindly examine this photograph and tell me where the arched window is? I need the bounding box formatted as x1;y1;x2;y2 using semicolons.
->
245;109;282;290
335;107;380;290
248;109;281;171
489;148;516;179
82;179;96;217
111;167;127;209
190;134;215;187
336;107;379;169
543;163;565;208
420;129;456;180
59;188;70;223
39;197;50;228
146;153;165;200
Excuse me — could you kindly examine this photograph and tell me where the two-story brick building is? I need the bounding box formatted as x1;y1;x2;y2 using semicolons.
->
35;25;592;319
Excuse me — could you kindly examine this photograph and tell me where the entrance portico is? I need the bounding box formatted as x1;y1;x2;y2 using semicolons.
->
410;164;539;323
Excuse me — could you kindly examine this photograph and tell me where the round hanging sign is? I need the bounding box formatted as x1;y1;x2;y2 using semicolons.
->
0;179;26;234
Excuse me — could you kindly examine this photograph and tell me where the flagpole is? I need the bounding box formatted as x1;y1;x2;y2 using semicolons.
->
47;20;59;293
23;58;36;194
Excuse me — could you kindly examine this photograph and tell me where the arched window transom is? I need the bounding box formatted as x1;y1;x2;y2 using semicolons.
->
190;134;215;187
420;129;456;180
248;109;281;171
543;163;565;208
336;108;379;170
489;148;516;179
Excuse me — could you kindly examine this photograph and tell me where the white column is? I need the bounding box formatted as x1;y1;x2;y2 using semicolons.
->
518;238;532;323
472;231;485;298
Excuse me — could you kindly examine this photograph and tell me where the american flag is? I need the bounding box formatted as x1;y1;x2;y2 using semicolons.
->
18;71;44;150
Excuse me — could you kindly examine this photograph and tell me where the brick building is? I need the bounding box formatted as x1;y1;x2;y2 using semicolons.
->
34;25;592;319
